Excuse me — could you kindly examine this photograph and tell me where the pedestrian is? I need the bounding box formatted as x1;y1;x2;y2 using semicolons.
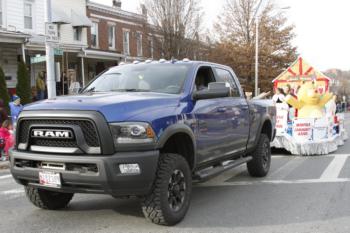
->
272;87;285;104
36;71;46;100
0;99;8;125
62;72;69;95
0;120;14;161
9;95;23;124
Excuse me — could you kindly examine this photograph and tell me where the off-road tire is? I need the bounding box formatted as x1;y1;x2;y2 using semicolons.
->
25;186;74;210
141;153;192;226
247;133;271;177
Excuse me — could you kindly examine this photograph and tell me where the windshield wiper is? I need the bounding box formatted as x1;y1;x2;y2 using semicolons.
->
111;89;151;92
83;87;96;93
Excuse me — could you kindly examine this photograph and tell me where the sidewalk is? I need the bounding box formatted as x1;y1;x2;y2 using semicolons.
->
0;161;9;169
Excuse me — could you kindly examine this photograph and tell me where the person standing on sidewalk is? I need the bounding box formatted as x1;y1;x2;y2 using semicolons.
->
9;95;23;125
36;71;46;100
0;120;13;161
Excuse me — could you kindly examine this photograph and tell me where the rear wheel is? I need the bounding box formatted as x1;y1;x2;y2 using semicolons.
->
247;133;271;177
25;186;74;210
141;153;192;226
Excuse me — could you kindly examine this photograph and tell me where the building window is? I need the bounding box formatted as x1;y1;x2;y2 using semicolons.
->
123;30;130;55
24;1;33;29
91;22;98;48
73;27;82;41
0;0;3;26
148;37;154;59
108;25;115;49
136;32;142;57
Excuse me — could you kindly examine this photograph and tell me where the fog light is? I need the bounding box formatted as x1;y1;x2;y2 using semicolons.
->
119;164;141;174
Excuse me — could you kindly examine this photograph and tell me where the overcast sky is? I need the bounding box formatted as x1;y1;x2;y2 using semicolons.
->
92;0;350;71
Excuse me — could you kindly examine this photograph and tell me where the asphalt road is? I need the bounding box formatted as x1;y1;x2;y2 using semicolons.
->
1;116;350;233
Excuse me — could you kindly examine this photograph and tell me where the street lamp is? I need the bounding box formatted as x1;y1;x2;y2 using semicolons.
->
253;0;263;97
253;2;290;97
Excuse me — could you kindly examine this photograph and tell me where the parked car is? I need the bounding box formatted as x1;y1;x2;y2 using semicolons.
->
10;60;276;225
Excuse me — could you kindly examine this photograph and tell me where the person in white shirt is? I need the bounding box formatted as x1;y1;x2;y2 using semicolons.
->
272;88;285;104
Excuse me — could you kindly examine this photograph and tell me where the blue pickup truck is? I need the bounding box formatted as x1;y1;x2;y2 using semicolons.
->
10;60;275;225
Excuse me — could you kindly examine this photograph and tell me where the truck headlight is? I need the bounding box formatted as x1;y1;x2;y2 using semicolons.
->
109;122;156;147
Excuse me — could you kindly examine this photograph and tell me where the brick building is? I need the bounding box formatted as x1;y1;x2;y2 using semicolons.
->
82;0;161;83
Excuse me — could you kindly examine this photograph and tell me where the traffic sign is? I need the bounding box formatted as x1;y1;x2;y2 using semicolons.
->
54;48;63;56
31;55;46;64
45;23;59;43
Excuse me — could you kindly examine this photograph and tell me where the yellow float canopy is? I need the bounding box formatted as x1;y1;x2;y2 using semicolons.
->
272;57;332;94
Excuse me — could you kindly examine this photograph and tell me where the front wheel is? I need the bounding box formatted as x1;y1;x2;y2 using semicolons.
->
25;186;74;210
247;133;271;177
141;153;192;226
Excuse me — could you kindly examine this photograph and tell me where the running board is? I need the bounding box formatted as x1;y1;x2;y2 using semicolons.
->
193;156;253;182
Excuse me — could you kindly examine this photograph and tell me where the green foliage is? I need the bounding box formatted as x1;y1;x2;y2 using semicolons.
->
16;61;32;105
0;66;10;113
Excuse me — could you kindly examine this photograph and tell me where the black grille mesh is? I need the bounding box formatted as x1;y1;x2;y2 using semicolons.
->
18;119;99;147
31;138;78;148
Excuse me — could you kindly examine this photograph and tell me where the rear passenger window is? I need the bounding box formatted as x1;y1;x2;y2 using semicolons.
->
215;68;241;97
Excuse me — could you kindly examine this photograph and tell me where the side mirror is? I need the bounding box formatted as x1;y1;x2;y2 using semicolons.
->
193;87;230;100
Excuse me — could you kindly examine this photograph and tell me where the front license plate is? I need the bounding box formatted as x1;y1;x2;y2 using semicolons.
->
39;171;61;188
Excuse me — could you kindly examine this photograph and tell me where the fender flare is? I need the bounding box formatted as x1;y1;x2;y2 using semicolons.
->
254;114;273;146
156;124;197;168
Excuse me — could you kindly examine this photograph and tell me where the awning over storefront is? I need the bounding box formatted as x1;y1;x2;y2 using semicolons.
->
71;10;92;27
0;29;30;43
79;49;124;60
25;34;46;50
52;9;71;24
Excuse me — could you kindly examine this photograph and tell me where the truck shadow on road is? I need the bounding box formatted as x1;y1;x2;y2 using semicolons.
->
59;176;350;229
67;196;145;218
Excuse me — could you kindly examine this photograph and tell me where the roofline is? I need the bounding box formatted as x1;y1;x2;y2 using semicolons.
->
272;56;332;83
87;1;146;22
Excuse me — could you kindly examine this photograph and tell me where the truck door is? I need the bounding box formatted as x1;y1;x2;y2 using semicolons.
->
213;67;250;154
192;66;236;164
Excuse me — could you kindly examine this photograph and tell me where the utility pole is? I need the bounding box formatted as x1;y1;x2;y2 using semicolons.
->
45;0;56;99
254;17;259;97
253;0;263;97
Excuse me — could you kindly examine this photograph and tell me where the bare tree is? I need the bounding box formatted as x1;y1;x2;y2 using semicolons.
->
143;0;203;59
209;0;297;92
326;69;350;100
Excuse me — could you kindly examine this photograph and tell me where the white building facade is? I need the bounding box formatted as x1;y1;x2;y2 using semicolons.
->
0;0;45;92
0;0;91;95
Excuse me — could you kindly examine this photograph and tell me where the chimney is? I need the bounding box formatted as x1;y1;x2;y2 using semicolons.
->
112;0;122;9
141;4;147;16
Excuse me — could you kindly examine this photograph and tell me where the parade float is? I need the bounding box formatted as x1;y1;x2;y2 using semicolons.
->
271;57;348;155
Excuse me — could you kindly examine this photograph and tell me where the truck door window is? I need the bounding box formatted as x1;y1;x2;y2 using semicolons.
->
194;67;215;91
215;68;241;97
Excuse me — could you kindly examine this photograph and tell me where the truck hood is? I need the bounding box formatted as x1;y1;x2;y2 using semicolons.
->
23;92;180;122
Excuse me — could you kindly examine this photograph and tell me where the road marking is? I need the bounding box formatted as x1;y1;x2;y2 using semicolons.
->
0;188;24;195
198;178;350;187
320;156;348;180
272;154;350;159
0;174;12;180
267;157;305;180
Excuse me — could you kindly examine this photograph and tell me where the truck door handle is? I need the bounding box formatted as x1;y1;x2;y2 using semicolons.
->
217;107;227;113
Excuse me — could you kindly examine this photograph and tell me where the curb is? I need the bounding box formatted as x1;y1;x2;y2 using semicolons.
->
0;161;10;170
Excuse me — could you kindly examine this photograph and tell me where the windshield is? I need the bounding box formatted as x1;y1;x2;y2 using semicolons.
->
83;63;191;94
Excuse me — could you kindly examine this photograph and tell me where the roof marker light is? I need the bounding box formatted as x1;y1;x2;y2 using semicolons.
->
183;58;190;62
